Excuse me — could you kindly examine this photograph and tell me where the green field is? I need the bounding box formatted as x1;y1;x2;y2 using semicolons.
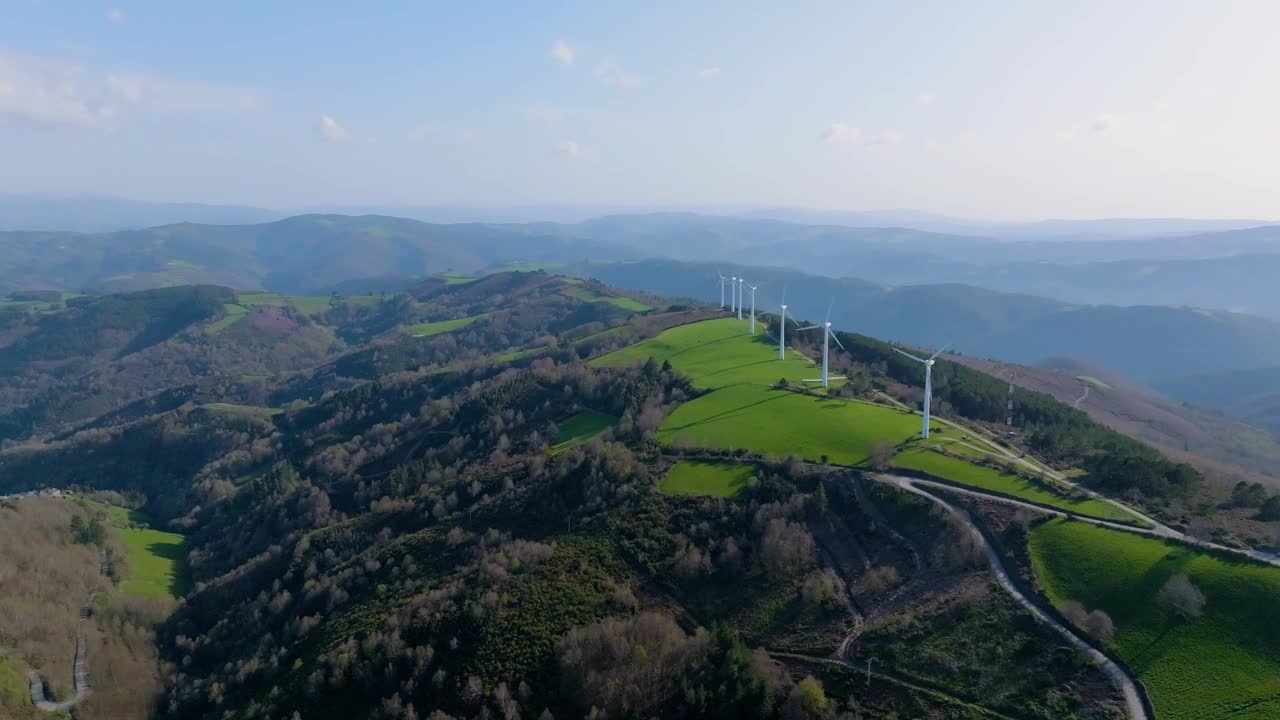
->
200;402;283;418
658;384;927;466
551;409;616;453
408;313;491;337
561;286;653;312
79;500;190;599
660;460;756;497
892;448;1141;524
205;302;249;334
593;318;818;390
1029;519;1280;720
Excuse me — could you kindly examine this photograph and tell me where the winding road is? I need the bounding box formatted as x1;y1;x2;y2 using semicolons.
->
27;593;95;712
870;473;1150;720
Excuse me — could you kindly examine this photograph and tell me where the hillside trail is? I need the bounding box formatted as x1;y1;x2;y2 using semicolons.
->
868;473;1151;720
27;553;106;712
1073;383;1091;409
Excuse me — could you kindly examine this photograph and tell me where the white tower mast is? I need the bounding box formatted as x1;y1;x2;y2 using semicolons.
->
893;344;950;439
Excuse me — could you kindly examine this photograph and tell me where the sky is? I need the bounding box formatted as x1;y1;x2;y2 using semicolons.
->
2;0;1278;220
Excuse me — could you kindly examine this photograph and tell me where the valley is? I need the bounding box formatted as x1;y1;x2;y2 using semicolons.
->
0;274;1276;719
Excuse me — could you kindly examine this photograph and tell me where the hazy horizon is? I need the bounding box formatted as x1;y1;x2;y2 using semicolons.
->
5;2;1280;220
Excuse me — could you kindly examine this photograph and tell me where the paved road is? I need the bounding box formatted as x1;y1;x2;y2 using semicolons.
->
872;474;1150;720
27;593;95;711
875;472;1280;569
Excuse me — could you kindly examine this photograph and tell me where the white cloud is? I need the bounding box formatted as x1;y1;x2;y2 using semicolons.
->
557;139;581;157
108;7;127;24
0;47;259;128
824;123;866;145
916;93;935;106
523;105;562;128
1091;112;1124;132
595;58;640;87
551;40;576;66
319;114;351;142
823;123;903;146
108;74;143;103
697;67;721;80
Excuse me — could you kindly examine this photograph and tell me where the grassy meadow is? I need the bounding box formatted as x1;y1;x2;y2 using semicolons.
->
1029;518;1280;720
80;500;190;599
408;312;491;337
593;317;817;389
660;460;756;497
561;286;653;312
551;409;616;454
658;384;926;466
892;448;1142;524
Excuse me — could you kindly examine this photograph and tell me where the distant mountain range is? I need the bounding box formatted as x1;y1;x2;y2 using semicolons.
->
3;209;1280;384
569;258;1280;384
3;193;1275;239
1156;367;1280;435
0;214;634;295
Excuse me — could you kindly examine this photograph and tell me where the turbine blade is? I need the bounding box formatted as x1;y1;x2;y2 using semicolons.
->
825;299;833;323
796;325;820;331
928;343;953;361
831;333;846;351
893;347;926;363
781;285;787;305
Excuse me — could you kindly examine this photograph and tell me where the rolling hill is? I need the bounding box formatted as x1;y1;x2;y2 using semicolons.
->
945;354;1280;487
1155;367;1280;435
0;214;634;295
569;258;1280;383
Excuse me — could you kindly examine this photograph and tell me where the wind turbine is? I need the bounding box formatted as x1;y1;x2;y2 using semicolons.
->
797;304;846;388
730;276;738;314
737;278;745;320
777;288;788;360
747;282;762;334
717;271;728;309
893;344;950;439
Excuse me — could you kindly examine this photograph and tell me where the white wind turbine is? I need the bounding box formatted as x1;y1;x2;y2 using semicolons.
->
737;278;745;320
893;344;950;439
746;281;763;334
777;288;788;360
717;271;728;308
730;276;738;314
797;304;846;388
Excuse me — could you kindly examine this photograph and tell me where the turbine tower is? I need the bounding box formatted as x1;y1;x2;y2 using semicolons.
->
797;304;846;388
893;344;950;439
737;278;745;320
747;282;762;334
730;276;738;314
778;288;788;360
717;271;728;309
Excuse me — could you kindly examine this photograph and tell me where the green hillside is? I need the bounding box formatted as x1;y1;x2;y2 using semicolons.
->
1030;518;1280;720
407;312;492;337
658;384;924;465
893;448;1141;523
660;460;756;497
593;317;817;389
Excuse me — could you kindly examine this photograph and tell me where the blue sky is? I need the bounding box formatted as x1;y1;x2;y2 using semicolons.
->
2;1;1278;219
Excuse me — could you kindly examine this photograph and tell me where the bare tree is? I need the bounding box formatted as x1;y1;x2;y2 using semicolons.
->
1084;609;1115;642
1058;599;1088;627
869;440;894;471
1158;574;1206;619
